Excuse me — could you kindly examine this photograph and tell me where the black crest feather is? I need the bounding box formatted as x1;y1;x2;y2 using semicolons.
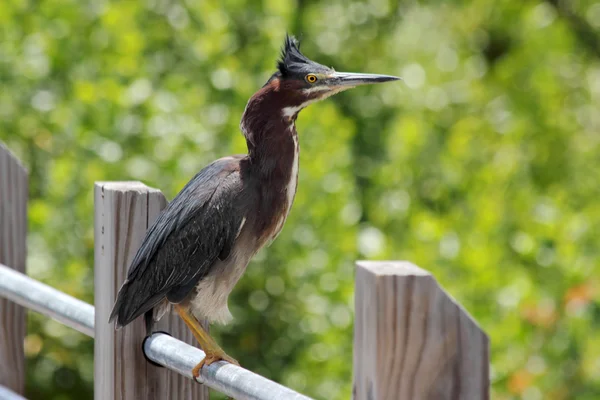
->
277;34;327;77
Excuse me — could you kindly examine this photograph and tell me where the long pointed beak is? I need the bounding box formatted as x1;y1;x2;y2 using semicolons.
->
328;72;401;87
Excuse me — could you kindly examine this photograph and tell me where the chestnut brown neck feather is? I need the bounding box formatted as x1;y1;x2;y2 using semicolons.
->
240;78;304;180
239;77;305;241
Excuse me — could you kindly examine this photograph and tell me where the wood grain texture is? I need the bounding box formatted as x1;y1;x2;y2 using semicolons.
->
94;182;208;400
0;143;28;394
352;261;489;400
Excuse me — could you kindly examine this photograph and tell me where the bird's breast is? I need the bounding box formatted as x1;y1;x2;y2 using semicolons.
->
189;229;256;324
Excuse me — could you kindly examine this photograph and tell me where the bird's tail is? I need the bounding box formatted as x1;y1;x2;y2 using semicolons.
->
108;281;128;329
108;278;164;330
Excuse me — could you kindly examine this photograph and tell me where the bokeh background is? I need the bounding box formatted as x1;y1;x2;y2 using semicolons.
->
1;0;600;399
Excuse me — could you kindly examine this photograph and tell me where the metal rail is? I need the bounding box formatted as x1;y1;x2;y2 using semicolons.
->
0;264;313;400
144;333;313;400
0;386;27;400
0;264;94;337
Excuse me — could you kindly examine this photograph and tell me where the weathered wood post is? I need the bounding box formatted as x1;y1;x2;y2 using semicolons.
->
353;261;489;400
0;144;28;394
94;182;208;400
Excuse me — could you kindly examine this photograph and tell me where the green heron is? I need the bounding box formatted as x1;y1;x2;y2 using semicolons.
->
109;34;399;377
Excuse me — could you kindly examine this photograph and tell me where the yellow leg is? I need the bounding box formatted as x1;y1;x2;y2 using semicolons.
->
174;304;239;378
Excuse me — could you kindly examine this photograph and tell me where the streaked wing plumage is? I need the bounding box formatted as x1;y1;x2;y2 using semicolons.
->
109;156;246;327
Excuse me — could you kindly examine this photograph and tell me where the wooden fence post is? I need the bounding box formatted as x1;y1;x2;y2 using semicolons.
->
94;182;208;400
352;261;489;400
0;144;28;394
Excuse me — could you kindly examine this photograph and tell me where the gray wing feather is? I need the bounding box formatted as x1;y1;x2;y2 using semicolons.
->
109;157;245;327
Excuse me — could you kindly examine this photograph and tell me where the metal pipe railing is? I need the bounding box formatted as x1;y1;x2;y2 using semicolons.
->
0;264;94;337
144;333;313;400
0;386;27;400
0;264;313;400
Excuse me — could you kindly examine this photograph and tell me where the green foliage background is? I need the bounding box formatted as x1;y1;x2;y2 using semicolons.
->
1;0;600;399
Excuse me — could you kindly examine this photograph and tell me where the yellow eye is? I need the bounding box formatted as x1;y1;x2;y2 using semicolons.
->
306;74;318;83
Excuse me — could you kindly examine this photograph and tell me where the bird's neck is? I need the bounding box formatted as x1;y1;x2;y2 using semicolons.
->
239;79;308;242
240;86;301;242
240;89;300;182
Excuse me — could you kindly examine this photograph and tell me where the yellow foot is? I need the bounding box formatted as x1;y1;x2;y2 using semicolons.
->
192;352;239;378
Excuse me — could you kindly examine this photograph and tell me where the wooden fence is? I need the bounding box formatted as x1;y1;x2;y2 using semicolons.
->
0;143;489;399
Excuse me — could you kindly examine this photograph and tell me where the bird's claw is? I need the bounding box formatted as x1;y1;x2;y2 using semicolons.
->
192;353;239;378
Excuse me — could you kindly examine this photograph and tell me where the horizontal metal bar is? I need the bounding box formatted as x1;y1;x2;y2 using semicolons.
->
144;333;314;400
0;263;95;337
0;386;27;400
0;264;313;399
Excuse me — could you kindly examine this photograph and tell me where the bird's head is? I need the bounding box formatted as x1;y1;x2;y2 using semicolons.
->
240;35;400;152
263;34;400;120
